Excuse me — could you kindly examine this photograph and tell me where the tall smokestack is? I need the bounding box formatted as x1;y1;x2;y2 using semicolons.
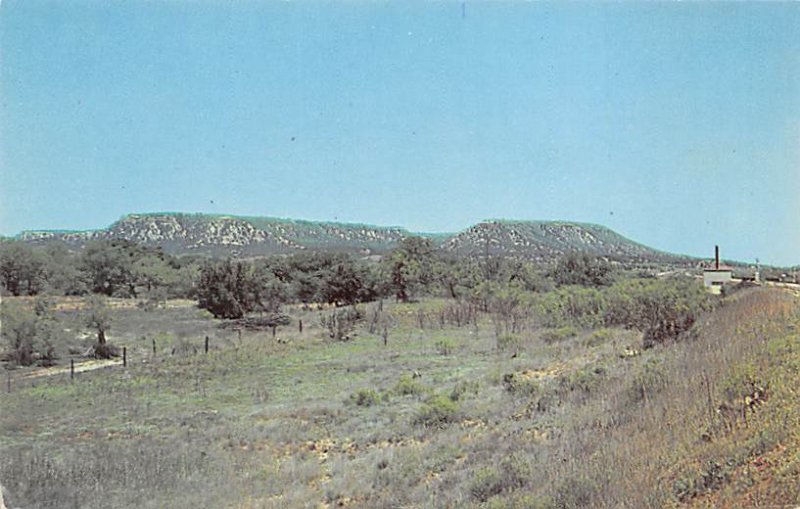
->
715;245;719;270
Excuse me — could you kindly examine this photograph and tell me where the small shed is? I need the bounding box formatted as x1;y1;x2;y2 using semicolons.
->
703;245;732;294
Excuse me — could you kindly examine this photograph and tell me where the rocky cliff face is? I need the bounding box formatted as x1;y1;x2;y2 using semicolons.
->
440;221;676;263
18;214;410;256
17;213;684;263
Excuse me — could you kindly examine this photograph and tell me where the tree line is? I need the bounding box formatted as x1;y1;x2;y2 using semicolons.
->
1;236;713;366
0;237;623;314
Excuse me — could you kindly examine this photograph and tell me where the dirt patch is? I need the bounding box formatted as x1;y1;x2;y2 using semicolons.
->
15;359;121;380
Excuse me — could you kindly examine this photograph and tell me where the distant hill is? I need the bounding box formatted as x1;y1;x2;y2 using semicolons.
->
17;213;417;257
15;212;691;264
441;220;687;264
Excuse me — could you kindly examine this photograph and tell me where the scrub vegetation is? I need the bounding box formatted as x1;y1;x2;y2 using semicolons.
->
1;237;798;508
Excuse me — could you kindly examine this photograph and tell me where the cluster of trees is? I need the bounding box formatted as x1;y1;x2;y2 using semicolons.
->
0;298;59;366
0;294;117;366
1;235;714;364
530;277;713;346
193;238;567;319
2;237;624;321
0;239;197;301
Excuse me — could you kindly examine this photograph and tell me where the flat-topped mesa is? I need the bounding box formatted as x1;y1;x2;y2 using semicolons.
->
439;220;671;262
14;213;686;263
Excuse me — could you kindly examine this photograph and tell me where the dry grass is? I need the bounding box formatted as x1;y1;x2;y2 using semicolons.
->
1;289;797;508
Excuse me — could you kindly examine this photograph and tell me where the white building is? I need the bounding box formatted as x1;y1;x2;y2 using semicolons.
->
703;245;732;294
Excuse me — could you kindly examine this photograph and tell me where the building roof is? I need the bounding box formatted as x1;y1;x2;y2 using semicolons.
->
703;261;733;272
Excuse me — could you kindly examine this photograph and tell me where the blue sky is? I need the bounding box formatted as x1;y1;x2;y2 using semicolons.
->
1;1;798;266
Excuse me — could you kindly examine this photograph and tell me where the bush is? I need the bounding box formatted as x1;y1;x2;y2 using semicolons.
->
450;380;480;402
0;298;59;366
533;287;605;328
394;374;426;397
502;372;541;397
470;454;531;502
350;388;383;407
533;278;712;346
560;365;605;395
197;259;279;319
541;326;579;344
551;252;615;287
413;394;459;428
606;278;712;348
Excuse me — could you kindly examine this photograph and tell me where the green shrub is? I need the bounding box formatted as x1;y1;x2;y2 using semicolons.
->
0;298;60;366
502;372;541;397
350;388;383;407
541;326;579;344
532;287;605;328
560;365;605;394
394;374;426;396
551;472;599;509
470;467;503;502
470;454;531;502
605;278;712;347
414;394;459;428
450;380;480;402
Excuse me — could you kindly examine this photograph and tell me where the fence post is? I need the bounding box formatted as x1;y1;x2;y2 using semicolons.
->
152;338;157;356
6;373;10;393
123;347;127;368
272;326;277;338
205;336;209;354
70;359;75;382
299;319;303;334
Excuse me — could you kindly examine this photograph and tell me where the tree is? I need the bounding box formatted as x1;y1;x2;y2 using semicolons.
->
80;240;141;297
384;237;436;302
0;241;48;296
551;252;615;287
197;259;269;319
600;277;713;347
42;242;88;295
0;301;37;365
0;297;59;366
320;257;373;306
84;295;112;346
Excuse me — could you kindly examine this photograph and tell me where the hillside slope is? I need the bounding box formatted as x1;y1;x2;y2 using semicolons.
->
15;213;690;264
0;288;796;508
18;213;409;257
440;220;684;263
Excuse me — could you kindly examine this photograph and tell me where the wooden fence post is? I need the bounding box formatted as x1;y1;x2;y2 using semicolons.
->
152;338;157;356
123;347;127;368
70;359;75;382
205;336;209;354
299;319;303;334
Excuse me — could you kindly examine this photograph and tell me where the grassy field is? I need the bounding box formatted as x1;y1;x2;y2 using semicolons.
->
1;288;798;508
